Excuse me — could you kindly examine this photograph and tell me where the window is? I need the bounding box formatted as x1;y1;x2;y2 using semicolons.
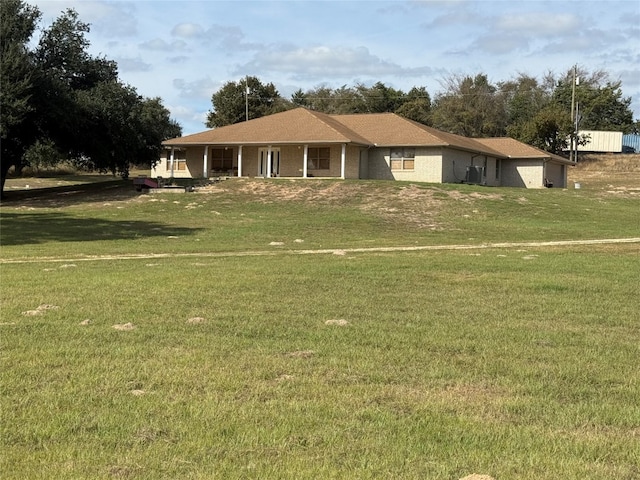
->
211;148;233;171
307;147;330;170
166;150;186;171
495;159;500;180
390;148;415;170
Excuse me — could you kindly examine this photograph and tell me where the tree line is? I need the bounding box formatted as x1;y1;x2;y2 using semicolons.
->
1;0;181;196
208;72;637;156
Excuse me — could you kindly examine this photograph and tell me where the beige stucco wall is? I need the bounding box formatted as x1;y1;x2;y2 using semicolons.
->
366;147;443;182
501;159;544;188
366;148;394;180
366;147;504;185
152;149;205;178
485;157;500;187
442;149;476;184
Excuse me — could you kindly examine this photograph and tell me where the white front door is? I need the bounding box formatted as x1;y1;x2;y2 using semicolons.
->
258;148;280;177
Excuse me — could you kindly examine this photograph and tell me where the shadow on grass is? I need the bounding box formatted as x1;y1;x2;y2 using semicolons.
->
0;180;139;207
0;212;203;245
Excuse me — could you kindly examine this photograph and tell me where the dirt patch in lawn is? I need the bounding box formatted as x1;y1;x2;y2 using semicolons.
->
113;322;135;331
203;179;499;230
22;304;59;316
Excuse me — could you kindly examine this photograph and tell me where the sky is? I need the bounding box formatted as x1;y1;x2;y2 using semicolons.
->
30;0;640;135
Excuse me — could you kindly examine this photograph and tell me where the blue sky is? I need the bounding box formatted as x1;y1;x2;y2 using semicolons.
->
32;0;640;135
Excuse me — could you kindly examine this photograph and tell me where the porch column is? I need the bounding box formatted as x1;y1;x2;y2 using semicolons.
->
170;147;175;178
203;146;208;178
340;144;346;179
237;145;243;177
303;144;308;178
267;145;272;178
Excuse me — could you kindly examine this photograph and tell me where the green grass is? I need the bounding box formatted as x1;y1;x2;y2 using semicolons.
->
1;173;639;479
1;177;638;260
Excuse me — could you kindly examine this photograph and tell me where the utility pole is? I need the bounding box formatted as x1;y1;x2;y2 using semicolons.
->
245;76;249;122
569;65;578;163
574;101;580;162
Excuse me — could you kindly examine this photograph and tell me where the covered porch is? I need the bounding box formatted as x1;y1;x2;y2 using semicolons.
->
155;143;363;180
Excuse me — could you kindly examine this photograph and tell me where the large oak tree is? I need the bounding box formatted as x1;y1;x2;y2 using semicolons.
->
0;1;180;197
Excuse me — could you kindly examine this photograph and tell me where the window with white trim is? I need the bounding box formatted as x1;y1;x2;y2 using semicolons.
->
390;148;415;170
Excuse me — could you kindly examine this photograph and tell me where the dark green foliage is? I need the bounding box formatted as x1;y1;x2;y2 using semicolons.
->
552;69;634;132
431;74;507;138
395;87;431;125
0;0;41;192
0;1;180;196
211;71;633;153
519;104;572;153
428;69;636;154
283;83;430;123
206;76;288;128
73;84;181;177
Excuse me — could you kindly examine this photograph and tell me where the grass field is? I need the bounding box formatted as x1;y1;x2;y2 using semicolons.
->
1;156;639;479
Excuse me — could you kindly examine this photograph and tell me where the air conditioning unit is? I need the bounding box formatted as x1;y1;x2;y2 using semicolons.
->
465;165;485;185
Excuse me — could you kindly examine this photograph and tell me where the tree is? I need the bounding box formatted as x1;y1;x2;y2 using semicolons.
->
501;73;553;142
290;88;309;108
356;82;406;113
290;82;425;118
395;86;431;125
431;74;507;137
0;2;181;196
333;84;366;114
519;104;572;154
206;76;287;128
73;83;181;178
0;0;41;194
499;68;635;155
552;68;634;132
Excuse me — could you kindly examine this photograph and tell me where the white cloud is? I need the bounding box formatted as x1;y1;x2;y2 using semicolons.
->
541;29;626;55
239;45;434;80
168;56;191;64
171;23;205;38
617;68;640;89
140;38;188;52
206;25;261;52
165;104;209;134
37;0;138;37
173;77;220;100
494;13;579;35
470;33;531;55
421;10;481;29
116;57;152;73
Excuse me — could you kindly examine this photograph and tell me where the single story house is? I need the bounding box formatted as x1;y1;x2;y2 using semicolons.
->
157;107;573;188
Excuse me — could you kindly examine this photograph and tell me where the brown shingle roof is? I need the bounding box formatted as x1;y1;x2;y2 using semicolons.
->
475;138;573;164
163;108;371;146
163;107;571;164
